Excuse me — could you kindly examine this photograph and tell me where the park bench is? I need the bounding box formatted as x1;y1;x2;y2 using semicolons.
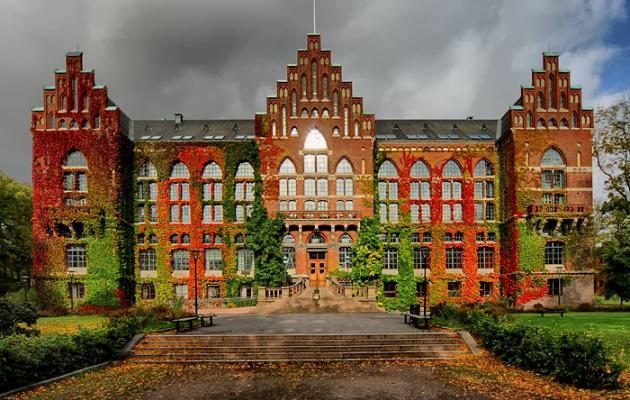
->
172;317;197;333
539;309;565;317
403;304;432;328
197;313;216;327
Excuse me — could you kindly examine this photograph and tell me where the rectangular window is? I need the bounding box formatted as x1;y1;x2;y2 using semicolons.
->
485;182;494;198
77;173;87;192
477;247;495;269
388;182;398;200
339;247;352;269
446;247;463;269
317;200;328;211
553;170;565;188
279;201;287;211
214;182;223;201
181;205;190;224
240;285;252;299
139;249;157;271
542;193;552;204
442;204;451;222
545;241;564;265
316;154;327;173
541;170;553;189
416;281;427;297
304;155;315;173
136;206;145;223
169;183;179;200
486;203;495;221
410;182;420;200
171;250;190;271
453;182;462;199
141;283;156;300
136;182;146;200
66;245;87;269
203;205;211;224
475;202;484;221
69;282;85;299
149;205;158;223
554;194;565;204
413;247;430;269
245;183;254;201
304;179;316;196
174;284;188;299
336;179;345;196
474;182;483;199
236;205;244;222
388;203;399;223
206;284;220;299
547;278;561;296
235;182;244;200
237;249;255;272
453;203;463;222
279;179;287;196
204;249;223;270
317;179;328;196
63;173;75;191
287;179;296;196
380;203;387;224
149;183;157;201
384;282;397;298
421;204;431;222
420;181;431;200
345;179;353;196
202;183;212;200
448;281;461;297
442;182;451;199
383;249;398;269
283;247;296;269
213;205;223;222
378;182;387;199
480;282;492;297
411;204;419;223
181;183;190;200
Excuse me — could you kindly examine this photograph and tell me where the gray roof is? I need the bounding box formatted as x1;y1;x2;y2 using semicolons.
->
375;119;499;142
132;119;255;142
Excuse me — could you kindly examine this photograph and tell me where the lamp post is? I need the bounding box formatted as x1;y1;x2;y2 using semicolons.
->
191;249;200;317
557;266;562;306
68;271;75;311
21;274;31;304
423;252;430;329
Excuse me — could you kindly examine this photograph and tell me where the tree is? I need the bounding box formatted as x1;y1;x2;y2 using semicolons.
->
0;298;38;336
246;193;287;288
594;97;630;303
0;173;32;296
599;219;630;305
351;217;383;286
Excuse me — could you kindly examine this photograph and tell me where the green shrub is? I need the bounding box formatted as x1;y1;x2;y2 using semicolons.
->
464;309;623;389
0;314;145;393
0;298;38;336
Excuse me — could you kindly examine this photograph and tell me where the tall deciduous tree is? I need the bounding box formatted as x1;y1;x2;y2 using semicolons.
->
594;96;630;303
351;217;383;286
0;173;32;296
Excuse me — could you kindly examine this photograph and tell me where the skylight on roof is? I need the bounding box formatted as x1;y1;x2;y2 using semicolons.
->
139;135;151;140
215;135;225;140
182;135;193;140
235;135;246;140
150;136;162;140
171;135;182;140
203;135;214;140
407;133;429;140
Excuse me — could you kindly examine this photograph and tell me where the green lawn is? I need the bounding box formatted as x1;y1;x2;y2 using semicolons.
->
34;314;108;334
514;312;630;365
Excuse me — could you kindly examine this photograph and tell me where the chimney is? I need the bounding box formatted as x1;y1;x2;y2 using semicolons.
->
174;113;183;125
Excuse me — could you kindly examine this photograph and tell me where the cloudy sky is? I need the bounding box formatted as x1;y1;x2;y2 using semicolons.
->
1;0;628;199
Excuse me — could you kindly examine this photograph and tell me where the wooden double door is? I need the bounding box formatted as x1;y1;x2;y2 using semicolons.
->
308;250;327;287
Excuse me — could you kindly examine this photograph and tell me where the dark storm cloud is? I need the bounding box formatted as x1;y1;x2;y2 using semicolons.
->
0;0;626;201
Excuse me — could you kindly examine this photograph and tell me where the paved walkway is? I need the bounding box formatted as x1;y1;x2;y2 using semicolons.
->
190;312;418;335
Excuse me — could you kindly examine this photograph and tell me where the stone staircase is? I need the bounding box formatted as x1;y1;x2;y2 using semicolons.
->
255;287;382;314
128;332;468;363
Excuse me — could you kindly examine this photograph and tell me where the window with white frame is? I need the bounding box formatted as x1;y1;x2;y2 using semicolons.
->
171;249;189;271
383;248;398;270
204;248;223;270
541;148;566;205
169;162;190;224
201;161;223;224
62;150;88;207
235;162;255;223
410;160;431;223
237;248;255;272
378;160;399;224
66;245;87;269
474;159;495;222
441;160;463;223
545;241;564;265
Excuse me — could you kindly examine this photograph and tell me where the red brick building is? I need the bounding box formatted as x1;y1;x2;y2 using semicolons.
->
30;35;594;309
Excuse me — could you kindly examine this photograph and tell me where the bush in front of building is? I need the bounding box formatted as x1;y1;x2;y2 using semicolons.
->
462;306;623;389
0;299;38;336
0;313;145;393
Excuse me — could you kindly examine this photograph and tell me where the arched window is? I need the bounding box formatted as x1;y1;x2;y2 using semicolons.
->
442;160;463;223
301;74;307;99
572;112;579;128
336;159;353;174
309;233;326;244
548;75;555;108
169;161;190;224
549;118;557;128
378;160;399;224
410;160;431;223
560;92;566;109
311;61;317;99
279;158;297;174
560;118;569;128
541;148;566;204
322;75;328;99
137;161;158;223
290;127;298;137
312;108;319;118
343;106;349;136
59;94;66;110
304;129;327;150
235;162;255;223
321;108;330;118
48;113;55;129
281;105;287;136
201;162;223;224
333;91;339;116
94;113;100;130
541;149;565;166
291;91;297;116
537;93;544;109
473;160;495;222
442;160;462;178
537;118;546;128
282;235;296;270
62;150;88;207
354;120;360;137
526;112;533;128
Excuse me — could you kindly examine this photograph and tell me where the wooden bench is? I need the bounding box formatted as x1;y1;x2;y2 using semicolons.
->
403;311;432;328
539;309;565;317
197;313;216;327
172;317;197;333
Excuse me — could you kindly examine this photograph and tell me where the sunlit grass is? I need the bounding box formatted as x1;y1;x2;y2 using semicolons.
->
34;314;107;334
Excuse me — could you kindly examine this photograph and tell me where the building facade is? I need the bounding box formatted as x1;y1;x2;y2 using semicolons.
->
30;35;594;309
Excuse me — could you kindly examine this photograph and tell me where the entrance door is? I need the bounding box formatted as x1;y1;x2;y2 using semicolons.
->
308;251;327;287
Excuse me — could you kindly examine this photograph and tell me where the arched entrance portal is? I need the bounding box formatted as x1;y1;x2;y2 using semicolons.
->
307;232;327;287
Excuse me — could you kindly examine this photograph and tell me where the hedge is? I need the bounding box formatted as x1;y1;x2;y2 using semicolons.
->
463;308;624;389
0;314;143;393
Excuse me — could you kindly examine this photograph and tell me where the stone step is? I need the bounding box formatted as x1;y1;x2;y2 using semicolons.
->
138;338;462;347
142;333;460;342
132;344;463;354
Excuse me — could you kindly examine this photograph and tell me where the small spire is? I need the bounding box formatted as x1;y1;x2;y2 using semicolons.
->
313;0;317;34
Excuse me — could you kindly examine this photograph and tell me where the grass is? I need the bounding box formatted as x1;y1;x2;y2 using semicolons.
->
34;314;108;334
513;312;630;365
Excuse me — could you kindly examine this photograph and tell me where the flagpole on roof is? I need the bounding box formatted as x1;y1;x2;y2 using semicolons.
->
313;0;317;34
